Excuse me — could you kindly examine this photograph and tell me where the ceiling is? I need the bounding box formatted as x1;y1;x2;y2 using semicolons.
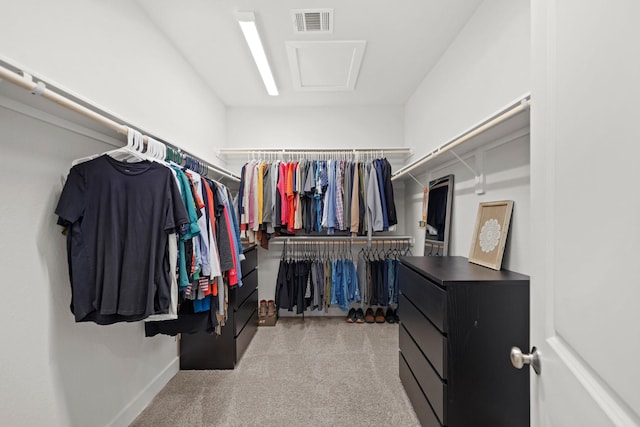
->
135;0;482;107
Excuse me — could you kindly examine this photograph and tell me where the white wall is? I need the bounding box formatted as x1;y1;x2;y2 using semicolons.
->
225;105;405;170
405;0;529;159
225;105;406;311
0;0;227;165
403;0;531;274
0;107;179;427
0;1;227;426
405;133;530;274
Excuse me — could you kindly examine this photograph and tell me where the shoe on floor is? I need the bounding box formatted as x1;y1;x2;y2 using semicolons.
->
346;308;357;323
385;308;396;323
393;308;400;323
259;300;267;317
375;307;386;323
267;299;277;317
364;307;375;323
355;308;365;324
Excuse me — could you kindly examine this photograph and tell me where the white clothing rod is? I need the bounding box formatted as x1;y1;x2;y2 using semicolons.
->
0;62;240;182
270;235;414;245
391;95;531;181
219;148;411;156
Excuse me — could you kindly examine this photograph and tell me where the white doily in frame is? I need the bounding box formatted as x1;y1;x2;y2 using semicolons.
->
479;218;501;253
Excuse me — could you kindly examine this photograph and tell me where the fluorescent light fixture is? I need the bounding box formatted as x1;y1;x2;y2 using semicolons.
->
236;11;278;96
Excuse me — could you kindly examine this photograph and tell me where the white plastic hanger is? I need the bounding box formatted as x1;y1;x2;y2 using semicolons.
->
145;136;169;166
108;128;147;163
71;127;147;166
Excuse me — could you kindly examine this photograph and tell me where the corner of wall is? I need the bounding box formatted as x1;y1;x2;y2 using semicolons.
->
107;357;179;427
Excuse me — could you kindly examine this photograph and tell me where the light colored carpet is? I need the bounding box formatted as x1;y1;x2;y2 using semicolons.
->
130;317;420;427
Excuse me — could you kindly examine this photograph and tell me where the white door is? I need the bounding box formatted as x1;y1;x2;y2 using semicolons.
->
529;0;640;425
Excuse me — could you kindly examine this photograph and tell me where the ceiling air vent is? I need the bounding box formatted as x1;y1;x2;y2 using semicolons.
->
292;9;333;33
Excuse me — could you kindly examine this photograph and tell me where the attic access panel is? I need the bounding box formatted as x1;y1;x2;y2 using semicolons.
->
286;40;366;91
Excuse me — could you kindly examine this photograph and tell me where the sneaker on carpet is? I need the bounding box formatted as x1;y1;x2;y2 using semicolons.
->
346;308;356;323
385;307;396;323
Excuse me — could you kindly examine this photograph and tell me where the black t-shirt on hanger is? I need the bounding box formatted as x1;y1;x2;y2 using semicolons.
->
56;154;189;325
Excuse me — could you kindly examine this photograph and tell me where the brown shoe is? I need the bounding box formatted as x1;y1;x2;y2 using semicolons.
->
267;300;277;317
374;307;386;323
259;300;267;317
364;308;375;323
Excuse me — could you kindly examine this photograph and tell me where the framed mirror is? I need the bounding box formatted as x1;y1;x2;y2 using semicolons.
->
424;174;454;256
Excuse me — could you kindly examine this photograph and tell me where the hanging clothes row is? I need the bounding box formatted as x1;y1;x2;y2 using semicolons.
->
274;241;359;314
236;156;398;248
357;242;411;309
55;128;243;334
273;240;411;316
145;156;243;337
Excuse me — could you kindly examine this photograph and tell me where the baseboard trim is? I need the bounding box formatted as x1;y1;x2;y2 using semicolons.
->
107;357;179;427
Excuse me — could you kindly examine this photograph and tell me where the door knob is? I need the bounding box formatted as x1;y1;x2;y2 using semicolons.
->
510;346;541;375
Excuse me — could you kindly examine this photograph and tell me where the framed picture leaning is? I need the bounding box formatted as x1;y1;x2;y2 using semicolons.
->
468;200;514;270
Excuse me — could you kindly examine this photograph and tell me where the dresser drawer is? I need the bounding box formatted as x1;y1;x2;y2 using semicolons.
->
231;269;257;310
234;288;258;337
235;309;257;363
241;246;257;274
399;263;447;333
399;352;442;427
400;324;446;425
399;293;447;380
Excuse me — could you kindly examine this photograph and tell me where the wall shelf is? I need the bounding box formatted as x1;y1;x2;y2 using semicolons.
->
392;94;531;193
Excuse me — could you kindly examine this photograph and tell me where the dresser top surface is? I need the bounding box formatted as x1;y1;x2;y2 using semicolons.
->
399;256;529;285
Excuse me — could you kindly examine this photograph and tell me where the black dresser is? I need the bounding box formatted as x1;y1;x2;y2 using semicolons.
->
398;256;529;427
180;245;259;370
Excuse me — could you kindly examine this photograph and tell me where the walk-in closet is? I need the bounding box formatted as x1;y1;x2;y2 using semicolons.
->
2;0;639;426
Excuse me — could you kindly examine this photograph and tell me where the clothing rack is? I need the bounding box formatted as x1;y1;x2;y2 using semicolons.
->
0;60;240;182
391;94;531;181
270;235;414;245
218;148;411;159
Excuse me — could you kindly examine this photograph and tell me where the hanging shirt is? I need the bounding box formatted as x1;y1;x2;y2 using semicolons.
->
172;168;201;289
286;162;297;232
343;162;352;231
241;163;251;226
144;232;179;321
335;161;344;231
55;155;189;324
322;160;337;234
350;162;360;234
294;162;303;230
358;162;367;235
374;159;389;231
380;158;397;226
186;170;211;276
224;185;244;287
262;163;273;231
366;162;384;237
270;162;279;230
251;161;260;232
215;182;240;286
257;162;265;226
278;162;289;227
202;179;222;280
237;163;247;228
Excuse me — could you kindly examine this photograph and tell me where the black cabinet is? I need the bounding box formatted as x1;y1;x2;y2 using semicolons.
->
180;245;259;370
398;256;529;427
